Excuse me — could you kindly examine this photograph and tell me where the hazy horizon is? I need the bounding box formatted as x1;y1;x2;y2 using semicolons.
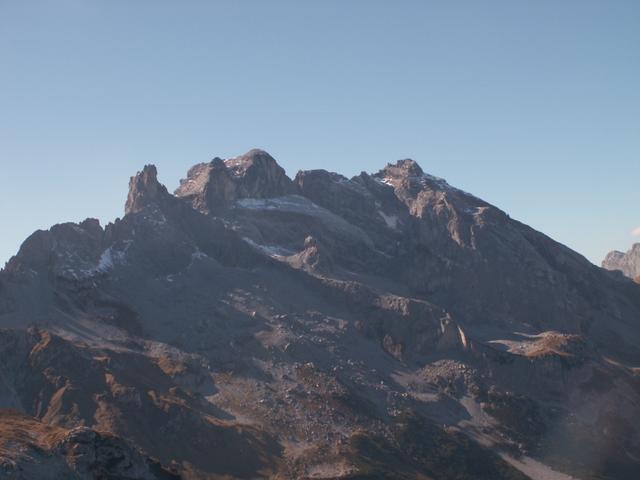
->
1;1;639;265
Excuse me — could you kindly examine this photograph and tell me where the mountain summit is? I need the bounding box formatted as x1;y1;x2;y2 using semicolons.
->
125;164;170;214
1;149;639;479
602;243;640;280
175;149;296;212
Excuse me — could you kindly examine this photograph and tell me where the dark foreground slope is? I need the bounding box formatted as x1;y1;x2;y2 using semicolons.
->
1;149;639;479
0;408;178;479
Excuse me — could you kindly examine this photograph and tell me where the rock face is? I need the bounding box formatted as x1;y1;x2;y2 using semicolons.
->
1;149;640;480
0;409;178;479
125;165;169;214
175;149;296;212
602;243;640;280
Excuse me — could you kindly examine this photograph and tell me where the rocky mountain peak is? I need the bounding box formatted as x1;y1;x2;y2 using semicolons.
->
175;149;295;213
383;158;425;178
602;243;640;279
374;158;448;193
125;164;169;214
224;148;295;198
225;148;277;173
173;158;235;213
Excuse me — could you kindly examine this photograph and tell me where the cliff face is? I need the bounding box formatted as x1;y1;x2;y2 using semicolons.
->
602;243;640;280
1;149;639;480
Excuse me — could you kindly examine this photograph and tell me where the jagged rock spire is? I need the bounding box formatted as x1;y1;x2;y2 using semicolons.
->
125;165;169;214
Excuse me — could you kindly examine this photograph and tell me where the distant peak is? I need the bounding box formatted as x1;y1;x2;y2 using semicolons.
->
176;149;295;213
125;164;168;214
245;148;272;158
136;164;159;184
224;149;279;174
602;243;640;279
383;159;424;178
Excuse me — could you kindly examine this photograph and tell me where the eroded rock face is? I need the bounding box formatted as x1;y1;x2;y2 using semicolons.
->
602;243;640;279
1;149;640;479
287;235;334;274
175;149;296;212
125;165;170;215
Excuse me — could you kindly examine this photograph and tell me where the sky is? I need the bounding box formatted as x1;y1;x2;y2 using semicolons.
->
1;0;639;266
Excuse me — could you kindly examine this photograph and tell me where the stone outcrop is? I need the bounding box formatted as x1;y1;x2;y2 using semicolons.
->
287;235;334;273
602;243;640;279
125;165;170;215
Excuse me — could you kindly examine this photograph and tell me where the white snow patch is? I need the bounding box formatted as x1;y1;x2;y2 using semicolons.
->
378;177;394;187
374;170;482;203
236;195;323;214
237;195;374;248
224;157;246;174
378;211;400;230
96;247;126;273
501;455;579;480
241;237;294;258
191;249;208;261
462;206;487;215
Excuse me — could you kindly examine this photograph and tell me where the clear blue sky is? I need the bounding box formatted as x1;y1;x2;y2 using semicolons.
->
1;0;639;265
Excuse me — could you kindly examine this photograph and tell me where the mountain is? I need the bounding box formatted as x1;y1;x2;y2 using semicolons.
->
602;243;640;281
1;149;640;480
